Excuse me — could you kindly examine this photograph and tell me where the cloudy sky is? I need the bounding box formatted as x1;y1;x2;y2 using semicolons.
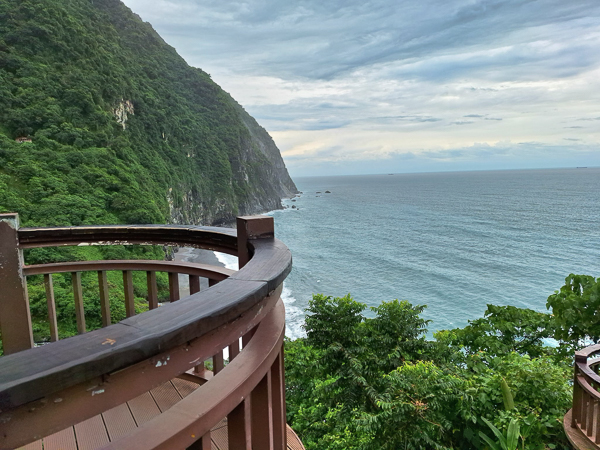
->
121;0;600;177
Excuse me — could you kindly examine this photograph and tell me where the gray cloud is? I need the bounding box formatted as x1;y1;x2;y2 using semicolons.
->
122;0;600;176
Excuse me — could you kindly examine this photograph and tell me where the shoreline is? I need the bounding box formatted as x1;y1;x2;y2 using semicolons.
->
173;247;226;297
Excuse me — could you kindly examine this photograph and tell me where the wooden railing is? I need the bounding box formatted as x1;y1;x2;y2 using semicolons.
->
565;344;600;450
0;213;294;450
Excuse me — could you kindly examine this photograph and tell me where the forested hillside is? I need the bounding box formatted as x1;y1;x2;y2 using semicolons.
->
0;0;297;227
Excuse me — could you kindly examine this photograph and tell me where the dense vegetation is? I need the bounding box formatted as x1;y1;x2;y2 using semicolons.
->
0;0;296;228
0;0;296;350
285;274;600;450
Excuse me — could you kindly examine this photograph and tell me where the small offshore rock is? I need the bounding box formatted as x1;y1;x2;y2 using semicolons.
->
325;190;331;193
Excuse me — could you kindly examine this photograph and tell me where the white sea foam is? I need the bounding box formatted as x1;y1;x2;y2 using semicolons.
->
214;252;239;271
281;284;306;340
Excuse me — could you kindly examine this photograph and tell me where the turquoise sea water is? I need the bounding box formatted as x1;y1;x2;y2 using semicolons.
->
264;168;600;339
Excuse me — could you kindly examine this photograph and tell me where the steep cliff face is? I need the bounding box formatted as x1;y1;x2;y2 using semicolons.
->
0;0;297;227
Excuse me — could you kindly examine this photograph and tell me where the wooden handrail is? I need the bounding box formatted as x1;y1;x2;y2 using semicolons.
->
566;344;600;449
0;215;293;450
22;259;235;279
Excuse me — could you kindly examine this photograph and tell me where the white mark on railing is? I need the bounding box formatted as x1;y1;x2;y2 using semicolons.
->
0;416;11;424
155;356;171;367
54;398;63;403
92;389;105;396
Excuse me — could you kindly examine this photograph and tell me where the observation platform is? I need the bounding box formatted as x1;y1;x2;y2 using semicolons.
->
564;344;600;450
0;214;304;450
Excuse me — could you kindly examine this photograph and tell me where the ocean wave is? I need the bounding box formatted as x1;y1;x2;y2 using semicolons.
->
214;252;239;271
281;284;306;340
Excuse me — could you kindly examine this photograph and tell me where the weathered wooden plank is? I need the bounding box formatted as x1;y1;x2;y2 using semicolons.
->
151;381;183;412
103;403;138;441
42;427;77;450
172;377;200;399
128;391;162;426
74;414;110;450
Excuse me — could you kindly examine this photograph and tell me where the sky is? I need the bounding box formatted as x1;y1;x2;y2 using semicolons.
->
121;0;600;177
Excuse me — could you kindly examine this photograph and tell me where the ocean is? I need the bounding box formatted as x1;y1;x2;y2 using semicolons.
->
218;168;600;340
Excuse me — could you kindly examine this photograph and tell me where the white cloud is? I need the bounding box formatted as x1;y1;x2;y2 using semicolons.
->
121;0;600;176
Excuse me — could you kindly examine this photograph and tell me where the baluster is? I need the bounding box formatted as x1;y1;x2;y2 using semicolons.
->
72;272;86;334
588;395;595;437
213;350;224;374
229;338;240;361
193;361;206;378
581;391;589;431
98;271;111;327
596;401;600;444
271;350;286;450
242;326;257;348
189;275;200;294
146;271;158;309
228;400;251;450
251;370;273;450
573;379;582;426
44;274;59;342
0;213;33;354
208;278;217;287
123;270;135;317
168;272;180;302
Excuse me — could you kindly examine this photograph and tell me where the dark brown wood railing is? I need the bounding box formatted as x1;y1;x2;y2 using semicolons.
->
0;213;295;450
565;344;600;450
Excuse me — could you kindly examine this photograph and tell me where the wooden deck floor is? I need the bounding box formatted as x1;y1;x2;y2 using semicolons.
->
19;377;304;450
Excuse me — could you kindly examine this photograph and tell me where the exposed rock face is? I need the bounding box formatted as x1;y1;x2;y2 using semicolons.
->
113;100;134;129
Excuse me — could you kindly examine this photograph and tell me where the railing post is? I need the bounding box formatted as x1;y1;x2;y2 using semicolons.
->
252;370;274;450
574;354;587;427
0;213;33;354
236;216;275;269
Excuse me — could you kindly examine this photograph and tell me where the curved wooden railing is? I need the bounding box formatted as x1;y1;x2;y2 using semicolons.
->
565;344;600;450
0;214;294;450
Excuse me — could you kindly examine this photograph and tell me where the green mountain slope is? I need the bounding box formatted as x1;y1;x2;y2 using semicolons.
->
0;0;297;227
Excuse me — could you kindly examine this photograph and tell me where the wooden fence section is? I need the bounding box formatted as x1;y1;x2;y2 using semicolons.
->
0;214;302;450
565;343;600;450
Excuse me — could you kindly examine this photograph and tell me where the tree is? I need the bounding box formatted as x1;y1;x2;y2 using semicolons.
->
547;274;600;346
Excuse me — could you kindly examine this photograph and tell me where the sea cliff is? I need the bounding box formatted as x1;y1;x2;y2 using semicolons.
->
0;0;297;227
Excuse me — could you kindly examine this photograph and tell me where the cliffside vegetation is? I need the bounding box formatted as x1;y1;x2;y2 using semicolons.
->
285;274;600;450
0;0;296;229
0;0;296;347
